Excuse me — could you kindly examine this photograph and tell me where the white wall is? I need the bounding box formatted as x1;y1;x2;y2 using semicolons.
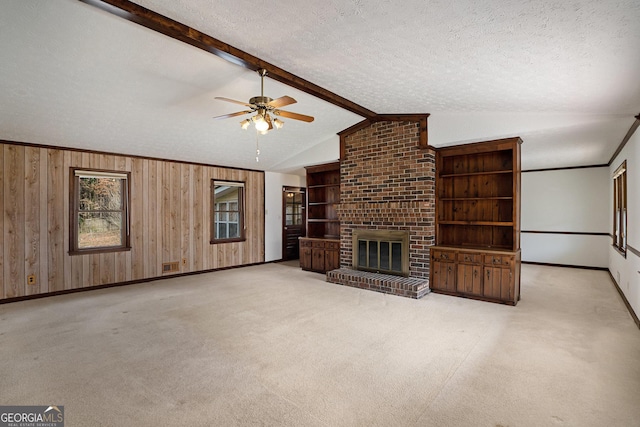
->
264;172;305;262
270;135;340;173
521;167;609;268
264;135;341;262
609;127;640;320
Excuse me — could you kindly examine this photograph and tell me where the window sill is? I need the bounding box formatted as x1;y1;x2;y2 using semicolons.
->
210;238;246;245
612;245;627;259
69;246;131;256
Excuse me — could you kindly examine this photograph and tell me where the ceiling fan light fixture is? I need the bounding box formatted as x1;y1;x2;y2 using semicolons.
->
253;114;269;132
213;69;314;156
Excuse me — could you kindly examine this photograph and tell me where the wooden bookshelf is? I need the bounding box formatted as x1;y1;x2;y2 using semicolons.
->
300;162;340;273
430;138;522;305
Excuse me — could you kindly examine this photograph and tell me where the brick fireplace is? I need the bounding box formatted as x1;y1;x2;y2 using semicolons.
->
326;118;435;299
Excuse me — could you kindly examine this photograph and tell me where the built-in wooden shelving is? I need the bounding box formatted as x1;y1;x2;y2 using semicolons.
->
300;162;341;273
430;137;522;305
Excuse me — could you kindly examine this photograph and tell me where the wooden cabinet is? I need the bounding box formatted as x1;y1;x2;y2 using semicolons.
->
324;240;340;271
457;263;482;296
300;239;312;269
430;247;521;304
430;138;522;305
311;240;326;271
483;265;514;301
300;237;340;273
300;162;341;273
431;260;456;293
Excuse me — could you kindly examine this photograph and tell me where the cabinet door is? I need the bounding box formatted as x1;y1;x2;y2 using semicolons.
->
312;248;325;271
483;266;513;301
432;261;456;292
457;263;482;295
300;246;312;270
325;248;340;271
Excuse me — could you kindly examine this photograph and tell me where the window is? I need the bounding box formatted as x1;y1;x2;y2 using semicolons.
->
612;161;627;256
70;169;130;254
285;191;303;225
212;180;245;242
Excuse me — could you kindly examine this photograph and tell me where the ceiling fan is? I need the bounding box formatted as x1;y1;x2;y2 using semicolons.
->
212;69;314;133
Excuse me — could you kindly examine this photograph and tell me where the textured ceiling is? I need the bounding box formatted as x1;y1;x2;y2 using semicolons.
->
0;1;362;172
138;0;640;114
1;0;639;172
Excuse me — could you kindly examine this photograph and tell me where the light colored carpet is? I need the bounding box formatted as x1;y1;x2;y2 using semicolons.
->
1;263;639;426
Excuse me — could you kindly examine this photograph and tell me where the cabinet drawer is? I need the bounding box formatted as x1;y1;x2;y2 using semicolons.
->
313;241;326;249
484;255;515;266
458;252;482;264
300;240;313;248
432;250;454;261
326;241;340;250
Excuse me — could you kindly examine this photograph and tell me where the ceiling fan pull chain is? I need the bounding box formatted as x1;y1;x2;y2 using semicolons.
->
255;130;260;162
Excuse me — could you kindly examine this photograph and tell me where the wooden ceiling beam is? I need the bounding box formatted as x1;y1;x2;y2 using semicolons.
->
78;0;377;120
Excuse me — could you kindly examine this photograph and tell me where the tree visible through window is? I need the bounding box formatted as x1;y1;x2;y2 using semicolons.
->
612;161;627;255
71;169;130;253
212;180;245;242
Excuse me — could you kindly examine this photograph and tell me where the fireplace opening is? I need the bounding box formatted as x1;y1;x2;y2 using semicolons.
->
352;230;409;277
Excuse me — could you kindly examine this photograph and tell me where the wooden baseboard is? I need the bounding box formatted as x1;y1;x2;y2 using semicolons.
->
606;270;640;329
0;262;265;305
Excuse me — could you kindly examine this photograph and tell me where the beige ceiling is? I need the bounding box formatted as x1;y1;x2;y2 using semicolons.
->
1;0;639;172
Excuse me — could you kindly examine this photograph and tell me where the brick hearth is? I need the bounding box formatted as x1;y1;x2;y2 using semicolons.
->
327;268;430;299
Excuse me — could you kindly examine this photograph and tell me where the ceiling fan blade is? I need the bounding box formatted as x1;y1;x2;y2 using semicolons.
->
215;97;254;108
267;96;297;108
265;113;274;130
274;110;315;123
212;110;252;120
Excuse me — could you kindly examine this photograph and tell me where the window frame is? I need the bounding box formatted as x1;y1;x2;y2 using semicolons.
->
284;189;304;226
211;179;246;244
612;160;627;257
69;168;131;255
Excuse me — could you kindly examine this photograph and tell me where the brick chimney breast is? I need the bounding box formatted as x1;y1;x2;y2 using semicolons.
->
338;120;436;279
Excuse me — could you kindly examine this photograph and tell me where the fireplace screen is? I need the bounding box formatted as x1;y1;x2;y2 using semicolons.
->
352;230;409;277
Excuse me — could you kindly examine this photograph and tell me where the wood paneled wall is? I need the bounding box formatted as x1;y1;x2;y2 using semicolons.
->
0;142;265;301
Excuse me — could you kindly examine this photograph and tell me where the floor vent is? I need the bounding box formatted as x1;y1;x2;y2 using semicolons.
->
162;262;180;273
